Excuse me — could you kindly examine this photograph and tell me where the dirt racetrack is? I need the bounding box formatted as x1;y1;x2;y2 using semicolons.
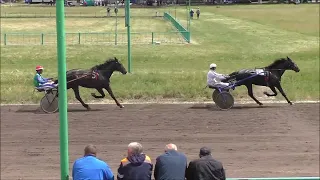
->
1;102;319;179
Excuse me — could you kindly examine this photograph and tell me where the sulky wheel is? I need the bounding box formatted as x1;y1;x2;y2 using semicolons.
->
214;92;234;110
40;90;59;113
212;90;220;103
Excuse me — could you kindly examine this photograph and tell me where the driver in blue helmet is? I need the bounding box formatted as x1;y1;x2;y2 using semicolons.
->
207;63;230;89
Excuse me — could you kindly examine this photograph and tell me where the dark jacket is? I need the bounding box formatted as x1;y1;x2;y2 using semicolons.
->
117;153;153;180
154;150;188;180
186;155;225;180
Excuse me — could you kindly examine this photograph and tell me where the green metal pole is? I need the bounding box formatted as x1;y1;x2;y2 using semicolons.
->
41;33;44;45
175;6;176;19
125;0;132;73
56;0;69;179
151;32;154;44
187;0;191;43
115;2;118;45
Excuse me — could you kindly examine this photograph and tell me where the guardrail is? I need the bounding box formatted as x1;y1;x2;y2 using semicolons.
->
1;31;187;46
163;12;190;43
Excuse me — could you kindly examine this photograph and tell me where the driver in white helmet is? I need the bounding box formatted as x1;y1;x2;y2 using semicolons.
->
207;63;230;89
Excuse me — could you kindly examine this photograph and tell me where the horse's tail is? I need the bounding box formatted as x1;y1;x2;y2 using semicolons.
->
53;70;76;84
228;71;241;81
229;71;239;77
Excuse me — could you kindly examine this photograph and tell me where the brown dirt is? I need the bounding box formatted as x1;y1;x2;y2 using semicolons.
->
1;103;319;179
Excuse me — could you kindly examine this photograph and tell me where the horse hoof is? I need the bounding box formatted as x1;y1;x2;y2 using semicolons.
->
259;103;263;106
84;105;91;110
119;105;124;108
263;91;268;95
289;102;293;105
91;93;96;97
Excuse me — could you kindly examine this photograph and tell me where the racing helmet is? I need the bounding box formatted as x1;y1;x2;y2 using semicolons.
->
209;63;217;69
36;65;44;71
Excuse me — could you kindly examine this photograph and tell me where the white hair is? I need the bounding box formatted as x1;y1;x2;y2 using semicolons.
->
165;143;178;151
128;142;143;155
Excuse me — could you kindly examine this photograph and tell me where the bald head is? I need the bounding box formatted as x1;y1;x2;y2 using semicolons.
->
165;143;177;152
84;144;97;156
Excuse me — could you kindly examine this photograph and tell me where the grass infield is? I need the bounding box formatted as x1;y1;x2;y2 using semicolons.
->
0;4;319;104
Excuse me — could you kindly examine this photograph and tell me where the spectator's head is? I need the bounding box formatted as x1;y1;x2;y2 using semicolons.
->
127;142;143;157
199;147;211;158
165;143;177;152
84;144;97;157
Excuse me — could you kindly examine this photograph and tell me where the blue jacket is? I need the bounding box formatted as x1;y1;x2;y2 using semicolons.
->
117;153;153;180
72;155;114;180
154;150;188;180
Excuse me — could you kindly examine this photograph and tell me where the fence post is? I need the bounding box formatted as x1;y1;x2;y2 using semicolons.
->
41;33;44;45
4;33;7;45
78;33;81;44
151;32;154;44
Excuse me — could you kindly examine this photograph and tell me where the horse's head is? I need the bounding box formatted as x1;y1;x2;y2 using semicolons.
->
285;56;300;73
266;57;300;73
112;57;127;75
93;57;127;75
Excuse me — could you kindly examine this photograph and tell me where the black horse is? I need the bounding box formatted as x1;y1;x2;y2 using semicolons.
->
54;57;127;110
225;56;300;106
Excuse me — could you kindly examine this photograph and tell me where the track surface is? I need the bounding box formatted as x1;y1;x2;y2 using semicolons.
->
1;103;319;179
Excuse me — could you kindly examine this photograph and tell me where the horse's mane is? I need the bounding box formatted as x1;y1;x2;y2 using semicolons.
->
91;58;117;70
264;58;287;69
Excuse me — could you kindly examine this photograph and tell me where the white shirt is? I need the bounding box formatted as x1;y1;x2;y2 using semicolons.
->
207;70;227;86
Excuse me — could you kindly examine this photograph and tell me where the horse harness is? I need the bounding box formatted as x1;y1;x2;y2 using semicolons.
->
73;70;100;81
91;70;99;80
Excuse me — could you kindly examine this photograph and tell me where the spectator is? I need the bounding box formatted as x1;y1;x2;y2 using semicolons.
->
196;7;200;19
72;144;114;180
154;143;188;180
107;7;111;16
114;7;118;15
186;147;226;180
189;9;194;19
117;142;153;180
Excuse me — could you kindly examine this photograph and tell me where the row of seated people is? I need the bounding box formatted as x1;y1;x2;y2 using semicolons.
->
72;142;226;180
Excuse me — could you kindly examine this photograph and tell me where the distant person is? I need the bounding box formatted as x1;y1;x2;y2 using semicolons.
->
186;147;226;180
114;6;118;15
117;142;153;180
72;144;114;180
196;7;200;19
33;65;58;90
107;7;111;16
154;143;188;180
189;9;194;19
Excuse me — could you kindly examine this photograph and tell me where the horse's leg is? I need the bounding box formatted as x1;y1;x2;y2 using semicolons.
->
275;83;292;105
245;84;263;106
105;85;124;108
263;86;278;97
72;86;90;110
91;88;105;98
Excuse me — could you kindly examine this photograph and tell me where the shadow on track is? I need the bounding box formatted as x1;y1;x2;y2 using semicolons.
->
15;107;104;114
188;104;281;111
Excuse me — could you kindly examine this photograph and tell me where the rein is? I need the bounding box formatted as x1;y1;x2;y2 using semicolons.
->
66;73;91;84
263;68;288;71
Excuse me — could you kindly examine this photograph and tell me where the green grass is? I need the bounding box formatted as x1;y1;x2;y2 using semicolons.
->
1;4;319;104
